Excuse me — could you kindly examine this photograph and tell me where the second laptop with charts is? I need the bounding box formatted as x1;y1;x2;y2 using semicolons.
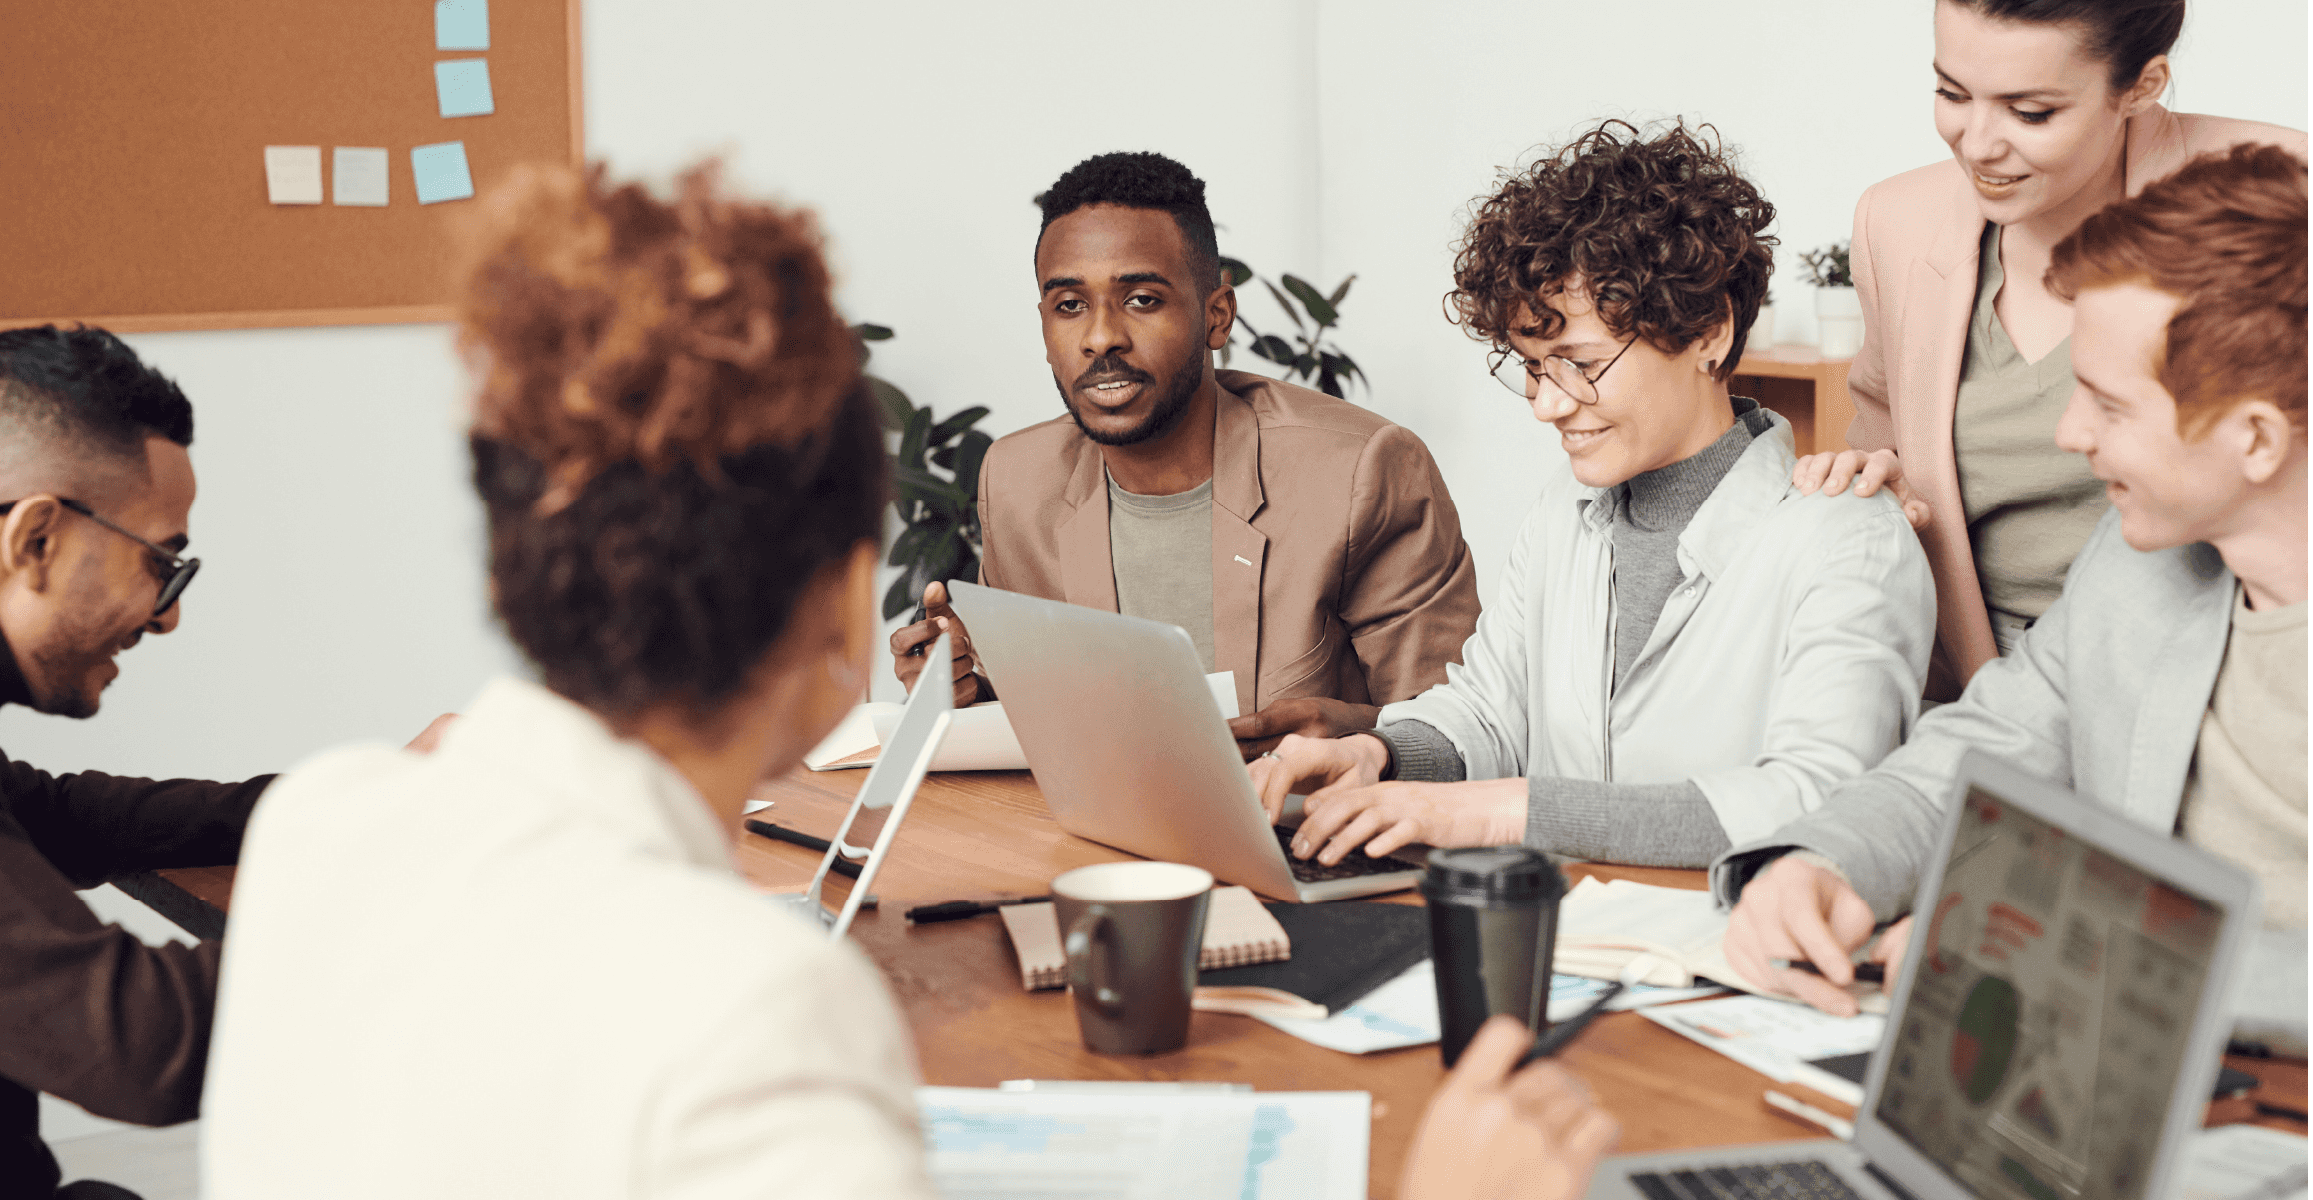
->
946;581;1422;903
1582;751;2260;1200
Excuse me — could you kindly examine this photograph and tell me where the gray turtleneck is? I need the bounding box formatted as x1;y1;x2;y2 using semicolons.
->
1374;400;1770;869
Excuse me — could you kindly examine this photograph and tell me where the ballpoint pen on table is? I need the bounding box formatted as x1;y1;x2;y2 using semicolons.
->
905;896;1052;924
744;818;860;879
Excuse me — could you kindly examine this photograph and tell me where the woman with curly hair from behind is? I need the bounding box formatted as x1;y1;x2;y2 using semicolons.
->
1253;120;1938;872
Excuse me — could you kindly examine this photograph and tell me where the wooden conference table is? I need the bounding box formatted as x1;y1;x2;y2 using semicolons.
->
144;767;2306;1198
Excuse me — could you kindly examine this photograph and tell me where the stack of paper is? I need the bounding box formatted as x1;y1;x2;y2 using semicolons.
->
1250;960;1727;1056
1639;993;1885;1103
918;1085;1368;1200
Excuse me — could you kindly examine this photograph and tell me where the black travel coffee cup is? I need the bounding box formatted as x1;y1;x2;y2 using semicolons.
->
1422;846;1567;1066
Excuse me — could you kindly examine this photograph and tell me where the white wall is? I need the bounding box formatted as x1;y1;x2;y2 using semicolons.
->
3;0;2301;775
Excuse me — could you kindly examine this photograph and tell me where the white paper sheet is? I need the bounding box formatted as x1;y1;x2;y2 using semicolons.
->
817;671;1239;773
1255;960;1440;1054
2178;1125;2307;1200
1639;993;1885;1088
918;1085;1367;1200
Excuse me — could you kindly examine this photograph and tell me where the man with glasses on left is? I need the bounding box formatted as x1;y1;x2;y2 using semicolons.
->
0;325;442;1200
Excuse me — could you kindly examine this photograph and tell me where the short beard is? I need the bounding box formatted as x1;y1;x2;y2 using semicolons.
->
1056;346;1207;448
23;608;112;719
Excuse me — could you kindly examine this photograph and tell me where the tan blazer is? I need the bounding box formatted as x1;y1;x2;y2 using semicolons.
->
977;370;1481;717
1845;104;2306;694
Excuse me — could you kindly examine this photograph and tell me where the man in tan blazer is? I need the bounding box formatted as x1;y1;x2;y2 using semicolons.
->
891;151;1479;750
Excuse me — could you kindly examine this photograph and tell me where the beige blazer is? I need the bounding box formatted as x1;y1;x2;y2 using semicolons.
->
1845;104;2305;694
978;370;1481;717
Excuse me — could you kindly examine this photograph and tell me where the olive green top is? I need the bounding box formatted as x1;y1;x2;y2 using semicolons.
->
1953;222;2108;623
1107;471;1217;672
2179;587;2308;931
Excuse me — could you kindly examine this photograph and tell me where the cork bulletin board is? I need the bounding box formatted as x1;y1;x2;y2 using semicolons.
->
1;0;583;333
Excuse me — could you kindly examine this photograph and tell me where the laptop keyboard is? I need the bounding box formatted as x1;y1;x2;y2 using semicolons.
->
1629;1161;1865;1200
1272;826;1421;883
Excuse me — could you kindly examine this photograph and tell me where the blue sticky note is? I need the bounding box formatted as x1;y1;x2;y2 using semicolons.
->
435;59;494;118
411;142;474;205
435;0;488;51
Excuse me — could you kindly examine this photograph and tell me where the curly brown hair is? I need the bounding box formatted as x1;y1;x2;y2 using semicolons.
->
1448;119;1776;382
457;160;885;721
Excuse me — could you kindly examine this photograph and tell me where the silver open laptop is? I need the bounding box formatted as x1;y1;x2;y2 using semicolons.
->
1585;750;2260;1200
784;634;955;938
946;581;1422;903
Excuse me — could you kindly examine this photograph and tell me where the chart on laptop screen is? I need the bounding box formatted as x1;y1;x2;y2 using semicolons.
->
1873;788;2224;1200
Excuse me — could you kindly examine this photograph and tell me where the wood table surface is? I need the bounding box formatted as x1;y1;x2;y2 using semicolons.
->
150;766;2307;1196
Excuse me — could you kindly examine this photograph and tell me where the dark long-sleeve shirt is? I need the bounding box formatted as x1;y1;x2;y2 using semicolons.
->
0;664;268;1193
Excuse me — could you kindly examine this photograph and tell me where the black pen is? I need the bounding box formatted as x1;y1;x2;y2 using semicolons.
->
905;895;1051;924
744;818;860;879
1526;982;1624;1061
903;603;929;657
1771;958;1887;985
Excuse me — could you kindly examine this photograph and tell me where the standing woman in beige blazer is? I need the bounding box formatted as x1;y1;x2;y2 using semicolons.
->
1796;0;2305;696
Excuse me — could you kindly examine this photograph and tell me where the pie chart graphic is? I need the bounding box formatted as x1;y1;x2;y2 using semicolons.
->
1950;975;2021;1104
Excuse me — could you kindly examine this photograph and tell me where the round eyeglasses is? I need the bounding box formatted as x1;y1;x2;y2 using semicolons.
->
1489;336;1637;405
0;496;199;617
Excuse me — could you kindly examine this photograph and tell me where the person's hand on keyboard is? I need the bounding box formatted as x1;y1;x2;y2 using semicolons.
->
1247;732;1388;823
1291;776;1528;865
1401;1015;1619;1200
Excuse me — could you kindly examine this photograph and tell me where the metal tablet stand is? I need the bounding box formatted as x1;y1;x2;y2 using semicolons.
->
785;633;955;939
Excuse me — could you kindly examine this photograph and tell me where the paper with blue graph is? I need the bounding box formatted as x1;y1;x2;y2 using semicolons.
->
918;1086;1368;1199
1251;959;1726;1055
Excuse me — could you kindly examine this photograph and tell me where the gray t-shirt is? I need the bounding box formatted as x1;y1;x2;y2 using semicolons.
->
1955;222;2108;623
1108;472;1217;672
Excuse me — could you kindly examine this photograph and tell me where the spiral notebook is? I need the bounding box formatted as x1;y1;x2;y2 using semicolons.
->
999;886;1291;991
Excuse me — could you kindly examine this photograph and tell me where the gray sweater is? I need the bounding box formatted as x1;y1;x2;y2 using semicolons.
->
1381;402;1768;867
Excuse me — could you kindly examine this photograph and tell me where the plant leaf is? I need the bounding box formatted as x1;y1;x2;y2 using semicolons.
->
898;406;931;470
929;405;992;445
1219;257;1254;288
882;572;918;620
894;462;965;520
1250;334;1297;365
852;323;895;341
1260;280;1307;334
1327;274;1356;308
1282;275;1339;327
868;377;915;431
929;445;956;470
886;522;936;568
1291;352;1319;377
951;430;992;501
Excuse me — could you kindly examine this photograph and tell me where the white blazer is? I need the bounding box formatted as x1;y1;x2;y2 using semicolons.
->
1381;410;1937;849
202;677;933;1200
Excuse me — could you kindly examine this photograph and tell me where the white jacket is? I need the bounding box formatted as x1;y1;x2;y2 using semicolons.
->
1382;411;1937;847
202;677;932;1200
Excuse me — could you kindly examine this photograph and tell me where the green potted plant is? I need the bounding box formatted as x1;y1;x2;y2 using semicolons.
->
1801;242;1860;358
1219;258;1366;398
856;324;990;620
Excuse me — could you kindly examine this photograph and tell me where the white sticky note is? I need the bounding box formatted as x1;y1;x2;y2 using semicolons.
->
331;147;389;206
435;0;488;50
262;146;323;205
434;58;494;118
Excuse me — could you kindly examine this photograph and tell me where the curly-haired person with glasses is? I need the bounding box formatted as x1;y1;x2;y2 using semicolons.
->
1253;120;1938;871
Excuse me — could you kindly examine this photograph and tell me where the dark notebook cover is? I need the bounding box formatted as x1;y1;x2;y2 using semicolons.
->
1199;901;1429;1013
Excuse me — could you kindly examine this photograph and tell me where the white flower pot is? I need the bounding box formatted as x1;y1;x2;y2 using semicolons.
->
1750;303;1776;353
1815;286;1862;357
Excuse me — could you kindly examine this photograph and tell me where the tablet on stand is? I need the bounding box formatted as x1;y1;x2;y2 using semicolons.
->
786;633;955;938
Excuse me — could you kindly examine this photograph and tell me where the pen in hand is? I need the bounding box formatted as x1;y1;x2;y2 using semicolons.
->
1523;982;1623;1062
903;603;929;657
1769;958;1886;985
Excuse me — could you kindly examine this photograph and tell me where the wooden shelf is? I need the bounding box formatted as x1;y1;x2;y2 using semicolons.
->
1732;345;1854;456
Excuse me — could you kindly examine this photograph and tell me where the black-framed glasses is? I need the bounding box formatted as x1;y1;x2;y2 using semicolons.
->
1490;336;1638;404
0;497;200;617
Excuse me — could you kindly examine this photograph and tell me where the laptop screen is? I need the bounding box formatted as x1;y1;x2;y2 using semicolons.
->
1872;786;2227;1200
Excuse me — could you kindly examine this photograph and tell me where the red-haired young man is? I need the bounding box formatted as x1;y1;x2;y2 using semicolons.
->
1720;144;2308;1054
